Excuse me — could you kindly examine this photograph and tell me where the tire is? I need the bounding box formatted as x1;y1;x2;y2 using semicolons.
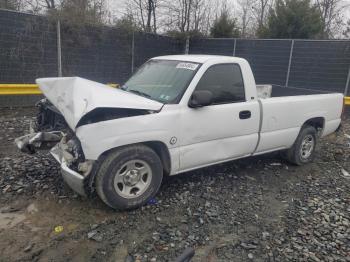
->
96;144;163;210
285;125;317;165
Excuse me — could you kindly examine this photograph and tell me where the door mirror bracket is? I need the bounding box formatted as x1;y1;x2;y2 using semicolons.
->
188;90;213;108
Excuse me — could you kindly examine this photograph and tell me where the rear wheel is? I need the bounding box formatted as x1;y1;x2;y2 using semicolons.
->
285;126;317;165
96;145;163;210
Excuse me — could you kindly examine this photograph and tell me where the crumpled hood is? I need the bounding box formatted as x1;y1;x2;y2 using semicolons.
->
36;77;163;129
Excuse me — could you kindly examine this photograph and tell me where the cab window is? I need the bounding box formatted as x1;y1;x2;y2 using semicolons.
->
195;63;245;104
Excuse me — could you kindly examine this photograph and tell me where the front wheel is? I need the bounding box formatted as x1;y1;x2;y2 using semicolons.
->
285;126;317;165
96;145;163;210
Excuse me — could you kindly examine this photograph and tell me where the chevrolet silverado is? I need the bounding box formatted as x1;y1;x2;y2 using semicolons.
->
15;55;344;210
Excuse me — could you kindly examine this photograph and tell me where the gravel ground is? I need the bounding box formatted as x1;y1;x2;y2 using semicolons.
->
0;107;349;262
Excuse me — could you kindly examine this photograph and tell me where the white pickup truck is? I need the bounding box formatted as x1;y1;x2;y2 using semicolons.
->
15;55;344;210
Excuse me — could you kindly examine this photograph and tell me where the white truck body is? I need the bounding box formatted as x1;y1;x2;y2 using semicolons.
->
16;55;343;206
38;55;342;174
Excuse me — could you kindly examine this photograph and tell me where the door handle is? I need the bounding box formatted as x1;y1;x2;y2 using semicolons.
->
239;110;251;119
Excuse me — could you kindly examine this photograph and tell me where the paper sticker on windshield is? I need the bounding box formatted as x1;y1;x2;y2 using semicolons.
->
160;94;171;101
176;62;198;71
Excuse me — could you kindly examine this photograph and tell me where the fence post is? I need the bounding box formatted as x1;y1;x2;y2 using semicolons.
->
285;39;294;87
56;20;62;77
185;36;190;54
345;66;350;96
233;38;236;56
131;31;135;73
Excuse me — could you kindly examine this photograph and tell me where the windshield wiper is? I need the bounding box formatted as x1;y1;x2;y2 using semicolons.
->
128;89;151;98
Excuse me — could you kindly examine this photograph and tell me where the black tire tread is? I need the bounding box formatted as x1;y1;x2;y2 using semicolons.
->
286;125;317;166
95;144;163;210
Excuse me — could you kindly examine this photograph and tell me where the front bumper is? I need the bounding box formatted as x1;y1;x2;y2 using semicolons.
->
50;140;93;197
15;131;62;154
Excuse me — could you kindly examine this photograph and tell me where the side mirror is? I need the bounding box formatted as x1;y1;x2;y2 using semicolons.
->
188;90;213;108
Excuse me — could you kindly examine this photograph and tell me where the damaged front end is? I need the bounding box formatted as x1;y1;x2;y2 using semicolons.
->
15;77;165;197
14;99;95;196
15;99;68;154
50;136;94;196
15;131;63;154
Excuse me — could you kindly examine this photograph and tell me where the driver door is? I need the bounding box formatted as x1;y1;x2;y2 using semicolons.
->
178;63;260;171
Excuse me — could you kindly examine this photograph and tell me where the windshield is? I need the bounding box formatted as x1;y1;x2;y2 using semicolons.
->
122;60;200;103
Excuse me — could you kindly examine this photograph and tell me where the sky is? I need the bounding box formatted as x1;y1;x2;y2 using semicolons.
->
105;0;126;17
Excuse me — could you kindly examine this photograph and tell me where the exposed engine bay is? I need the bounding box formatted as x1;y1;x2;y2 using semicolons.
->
15;99;73;154
15;98;156;155
35;99;69;132
15;99;91;195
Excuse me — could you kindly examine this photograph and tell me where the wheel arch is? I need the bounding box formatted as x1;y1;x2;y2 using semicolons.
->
142;141;171;176
301;117;325;135
101;141;171;173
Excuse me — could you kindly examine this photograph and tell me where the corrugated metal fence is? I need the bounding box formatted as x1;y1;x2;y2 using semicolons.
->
0;9;349;107
189;38;350;95
0;9;184;86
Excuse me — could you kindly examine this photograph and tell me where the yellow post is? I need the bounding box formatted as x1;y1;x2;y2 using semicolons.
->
345;96;350;106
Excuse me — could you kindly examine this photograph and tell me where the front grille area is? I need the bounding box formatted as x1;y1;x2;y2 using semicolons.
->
35;99;69;132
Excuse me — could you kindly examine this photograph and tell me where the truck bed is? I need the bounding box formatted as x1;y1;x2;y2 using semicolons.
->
256;85;332;99
271;85;332;97
254;85;343;155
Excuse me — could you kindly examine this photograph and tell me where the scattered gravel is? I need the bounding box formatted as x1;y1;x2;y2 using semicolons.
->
0;107;349;261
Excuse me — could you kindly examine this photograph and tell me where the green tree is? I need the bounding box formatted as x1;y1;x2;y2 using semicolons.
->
210;9;240;38
166;29;204;40
45;0;107;26
115;14;141;32
259;0;323;39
